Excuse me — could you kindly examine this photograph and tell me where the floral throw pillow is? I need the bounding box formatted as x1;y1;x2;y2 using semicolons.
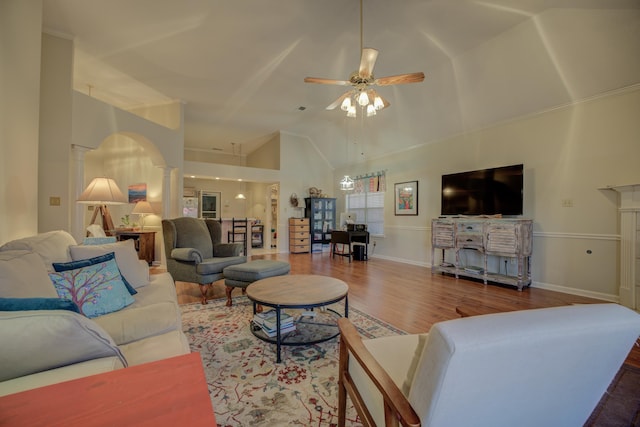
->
53;252;137;295
48;253;135;318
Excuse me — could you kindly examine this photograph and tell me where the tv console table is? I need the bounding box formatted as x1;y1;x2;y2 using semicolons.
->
431;218;533;291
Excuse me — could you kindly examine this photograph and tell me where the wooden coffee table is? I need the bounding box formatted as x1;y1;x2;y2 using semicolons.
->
246;274;349;363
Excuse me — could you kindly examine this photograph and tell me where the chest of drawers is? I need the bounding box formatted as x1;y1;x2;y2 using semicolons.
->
289;218;310;253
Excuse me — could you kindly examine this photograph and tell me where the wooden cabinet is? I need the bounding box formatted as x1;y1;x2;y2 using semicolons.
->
116;230;156;265
305;198;336;252
431;218;533;290
289;218;310;253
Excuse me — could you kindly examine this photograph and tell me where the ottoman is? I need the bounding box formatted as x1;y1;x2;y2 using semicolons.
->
223;260;290;307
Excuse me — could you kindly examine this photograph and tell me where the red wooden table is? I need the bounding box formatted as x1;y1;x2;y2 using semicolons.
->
0;352;215;426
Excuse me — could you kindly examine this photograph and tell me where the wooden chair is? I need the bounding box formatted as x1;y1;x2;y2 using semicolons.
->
331;230;353;262
337;304;640;427
227;218;248;256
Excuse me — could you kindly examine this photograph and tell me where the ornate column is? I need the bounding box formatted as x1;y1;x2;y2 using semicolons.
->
606;185;640;310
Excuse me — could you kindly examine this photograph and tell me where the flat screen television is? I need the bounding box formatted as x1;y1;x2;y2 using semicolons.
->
441;164;523;216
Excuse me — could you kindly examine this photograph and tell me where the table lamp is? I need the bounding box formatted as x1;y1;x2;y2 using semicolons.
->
132;200;155;230
77;177;127;235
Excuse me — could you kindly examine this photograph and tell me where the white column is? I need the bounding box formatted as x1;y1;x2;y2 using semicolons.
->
71;144;94;242
161;166;175;219
607;185;640;310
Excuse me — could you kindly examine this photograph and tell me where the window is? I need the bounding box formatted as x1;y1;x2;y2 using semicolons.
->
346;191;384;236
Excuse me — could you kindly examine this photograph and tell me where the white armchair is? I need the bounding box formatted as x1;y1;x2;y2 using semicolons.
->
337;303;640;427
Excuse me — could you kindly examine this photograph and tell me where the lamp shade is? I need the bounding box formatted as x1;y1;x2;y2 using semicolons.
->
77;178;127;204
132;200;154;214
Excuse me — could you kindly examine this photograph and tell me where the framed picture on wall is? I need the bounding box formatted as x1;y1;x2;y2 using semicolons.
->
128;183;147;203
394;181;418;216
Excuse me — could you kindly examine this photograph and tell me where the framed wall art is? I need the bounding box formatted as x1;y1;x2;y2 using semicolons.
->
394;181;418;216
128;183;147;203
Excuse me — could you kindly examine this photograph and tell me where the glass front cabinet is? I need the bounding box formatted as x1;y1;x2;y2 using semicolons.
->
304;197;336;252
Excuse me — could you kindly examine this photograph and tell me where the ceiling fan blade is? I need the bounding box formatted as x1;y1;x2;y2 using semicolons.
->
304;77;351;86
326;92;354;110
375;72;425;86
358;48;379;79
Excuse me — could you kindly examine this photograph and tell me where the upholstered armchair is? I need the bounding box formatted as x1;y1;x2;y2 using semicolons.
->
337;304;640;427
162;217;246;304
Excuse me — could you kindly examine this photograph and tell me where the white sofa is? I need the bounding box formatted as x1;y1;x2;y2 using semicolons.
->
338;303;640;427
0;230;191;396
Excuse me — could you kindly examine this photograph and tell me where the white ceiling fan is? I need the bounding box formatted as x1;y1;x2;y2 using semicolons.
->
304;0;425;117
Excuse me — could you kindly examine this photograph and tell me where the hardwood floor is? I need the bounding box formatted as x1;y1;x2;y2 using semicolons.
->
173;251;640;368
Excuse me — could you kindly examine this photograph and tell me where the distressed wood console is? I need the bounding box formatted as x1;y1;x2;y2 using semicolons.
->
431;218;533;290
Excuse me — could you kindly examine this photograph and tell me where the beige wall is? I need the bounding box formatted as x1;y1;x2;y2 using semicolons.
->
334;87;640;301
279;132;334;252
0;0;43;243
247;133;280;170
39;33;73;233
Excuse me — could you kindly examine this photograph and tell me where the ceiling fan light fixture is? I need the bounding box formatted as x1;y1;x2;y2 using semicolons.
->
357;91;369;107
341;96;352;111
374;95;384;110
366;104;377;117
304;0;424;117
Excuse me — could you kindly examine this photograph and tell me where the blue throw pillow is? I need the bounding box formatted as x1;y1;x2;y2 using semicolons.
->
48;254;135;318
0;297;80;313
53;252;137;295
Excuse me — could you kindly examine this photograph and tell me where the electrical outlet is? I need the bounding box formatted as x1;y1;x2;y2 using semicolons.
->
373;240;377;247
561;199;574;207
49;196;61;206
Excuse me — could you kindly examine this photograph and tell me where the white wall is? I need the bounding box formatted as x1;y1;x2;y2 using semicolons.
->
0;0;43;243
334;87;640;301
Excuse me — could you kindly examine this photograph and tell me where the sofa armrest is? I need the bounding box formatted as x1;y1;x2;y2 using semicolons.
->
213;243;243;257
0;310;127;382
0;357;124;397
337;318;420;427
171;247;202;263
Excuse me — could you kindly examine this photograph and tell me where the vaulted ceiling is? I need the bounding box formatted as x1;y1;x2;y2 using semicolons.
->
42;0;640;170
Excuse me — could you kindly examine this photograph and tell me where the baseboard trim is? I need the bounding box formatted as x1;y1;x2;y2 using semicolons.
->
369;253;430;267
530;281;619;303
371;254;620;302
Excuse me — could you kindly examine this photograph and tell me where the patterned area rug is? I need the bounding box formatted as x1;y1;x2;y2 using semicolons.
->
181;296;405;426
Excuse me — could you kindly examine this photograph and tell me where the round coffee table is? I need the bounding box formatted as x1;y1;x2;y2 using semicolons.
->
246;274;349;363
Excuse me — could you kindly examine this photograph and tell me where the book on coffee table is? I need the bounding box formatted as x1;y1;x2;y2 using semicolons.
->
259;323;296;337
253;310;294;333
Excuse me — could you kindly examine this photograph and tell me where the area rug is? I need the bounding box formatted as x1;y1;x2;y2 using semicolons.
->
181;296;405;426
585;363;640;427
